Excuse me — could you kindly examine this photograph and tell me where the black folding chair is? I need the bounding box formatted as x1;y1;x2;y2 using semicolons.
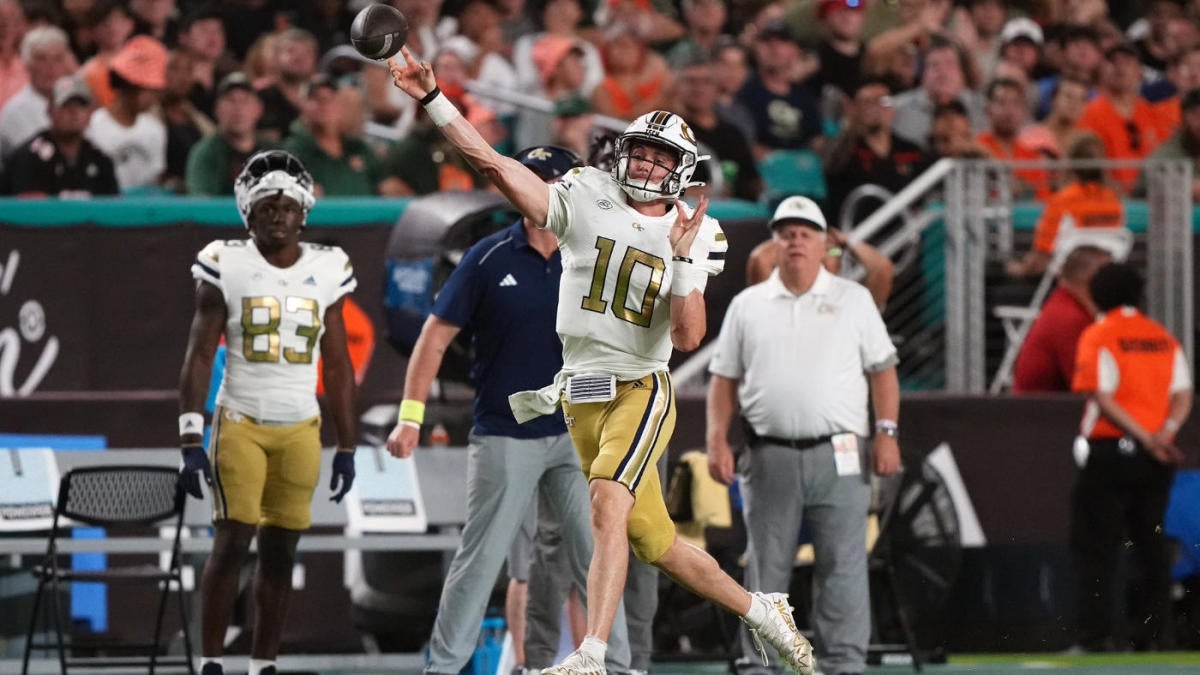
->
21;465;195;674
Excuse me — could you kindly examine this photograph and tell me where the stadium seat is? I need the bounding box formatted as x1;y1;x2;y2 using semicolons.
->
757;149;827;210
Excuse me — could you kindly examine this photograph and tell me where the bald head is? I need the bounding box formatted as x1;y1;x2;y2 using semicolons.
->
1060;245;1111;284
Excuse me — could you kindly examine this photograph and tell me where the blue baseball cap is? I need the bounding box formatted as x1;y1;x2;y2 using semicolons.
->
516;145;584;181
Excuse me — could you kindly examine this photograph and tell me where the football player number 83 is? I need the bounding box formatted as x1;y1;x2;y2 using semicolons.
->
581;236;665;328
241;296;322;363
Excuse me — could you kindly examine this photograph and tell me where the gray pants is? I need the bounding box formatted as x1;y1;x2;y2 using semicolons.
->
524;453;666;671
425;432;631;673
740;439;872;675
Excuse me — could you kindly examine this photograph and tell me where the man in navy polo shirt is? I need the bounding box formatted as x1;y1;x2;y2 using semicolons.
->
385;146;631;675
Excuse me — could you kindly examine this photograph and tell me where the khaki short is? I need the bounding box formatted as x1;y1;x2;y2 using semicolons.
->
563;371;676;563
208;407;322;530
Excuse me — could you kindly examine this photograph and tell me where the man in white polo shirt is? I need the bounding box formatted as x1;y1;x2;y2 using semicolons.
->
706;195;901;675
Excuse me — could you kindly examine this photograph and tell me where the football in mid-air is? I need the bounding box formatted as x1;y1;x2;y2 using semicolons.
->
350;4;409;60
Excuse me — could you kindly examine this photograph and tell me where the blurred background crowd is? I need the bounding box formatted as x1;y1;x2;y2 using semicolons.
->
0;0;1197;221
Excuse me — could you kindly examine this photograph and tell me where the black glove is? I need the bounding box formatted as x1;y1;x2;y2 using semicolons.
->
180;444;212;500
330;451;356;503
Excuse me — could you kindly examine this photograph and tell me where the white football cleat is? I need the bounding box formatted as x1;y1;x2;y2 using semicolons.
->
540;647;606;675
742;592;815;675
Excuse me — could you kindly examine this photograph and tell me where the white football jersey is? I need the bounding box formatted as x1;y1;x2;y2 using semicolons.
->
191;239;357;422
545;166;726;379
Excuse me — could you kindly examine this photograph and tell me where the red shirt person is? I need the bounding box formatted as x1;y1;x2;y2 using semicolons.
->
1012;245;1111;392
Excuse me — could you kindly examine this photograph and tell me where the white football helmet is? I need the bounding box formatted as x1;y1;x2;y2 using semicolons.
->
612;111;709;203
234;150;317;229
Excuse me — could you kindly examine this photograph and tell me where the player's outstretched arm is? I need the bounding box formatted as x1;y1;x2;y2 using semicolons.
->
385;315;461;459
388;47;551;227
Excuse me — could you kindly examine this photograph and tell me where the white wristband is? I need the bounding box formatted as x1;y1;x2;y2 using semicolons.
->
671;259;699;297
424;92;460;128
179;412;204;437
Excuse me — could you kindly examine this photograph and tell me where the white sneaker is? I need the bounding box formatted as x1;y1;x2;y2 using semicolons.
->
540;648;606;675
742;592;815;675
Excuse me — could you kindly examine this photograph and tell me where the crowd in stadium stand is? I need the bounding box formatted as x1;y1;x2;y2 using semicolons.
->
0;0;1196;213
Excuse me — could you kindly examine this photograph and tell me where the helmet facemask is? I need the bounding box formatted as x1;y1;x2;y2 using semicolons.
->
612;111;708;203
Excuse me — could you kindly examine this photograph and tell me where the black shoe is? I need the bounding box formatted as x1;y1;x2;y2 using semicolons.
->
200;664;224;675
260;667;277;675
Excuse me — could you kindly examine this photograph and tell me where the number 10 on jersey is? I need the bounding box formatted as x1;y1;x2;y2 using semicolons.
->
581;236;666;328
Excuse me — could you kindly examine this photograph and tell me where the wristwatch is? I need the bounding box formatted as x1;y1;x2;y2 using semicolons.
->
875;420;899;439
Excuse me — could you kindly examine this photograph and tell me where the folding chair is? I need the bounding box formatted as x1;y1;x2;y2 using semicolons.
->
21;465;195;675
989;223;1134;392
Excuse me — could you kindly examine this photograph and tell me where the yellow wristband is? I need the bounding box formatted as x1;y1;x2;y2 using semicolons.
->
398;399;426;424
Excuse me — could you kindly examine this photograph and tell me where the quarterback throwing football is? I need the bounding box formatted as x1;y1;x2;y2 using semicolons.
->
387;48;814;675
178;151;359;675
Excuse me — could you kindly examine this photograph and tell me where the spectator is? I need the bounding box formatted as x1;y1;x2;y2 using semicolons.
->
1008;133;1124;278
513;35;587;150
128;0;178;47
809;0;869;100
712;36;756;144
1134;0;1188;74
891;35;986;150
496;0;536;45
1070;261;1192;652
1018;77;1089;160
976;77;1051;199
598;0;685;47
1139;88;1200;200
735;20;824;157
929;99;988;158
79;0;135;108
958;0;1009;80
1077;41;1171;193
998;18;1045;82
591;21;674;120
673;56;762;202
1148;47;1200;127
708;195;900;675
1036;24;1104;119
1011;245;1112;393
0;75;118;197
159;48;213;193
824;77;930;221
186;72;277;195
451;2;519;117
0;26;75;164
177;3;229;119
281;73;384;196
864;0;952;78
0;0;28;111
256;28;317;142
86;35;167;191
665;0;728;69
512;0;604;96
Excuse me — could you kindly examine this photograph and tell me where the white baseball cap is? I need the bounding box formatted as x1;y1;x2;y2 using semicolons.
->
1000;17;1043;47
769;195;827;231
